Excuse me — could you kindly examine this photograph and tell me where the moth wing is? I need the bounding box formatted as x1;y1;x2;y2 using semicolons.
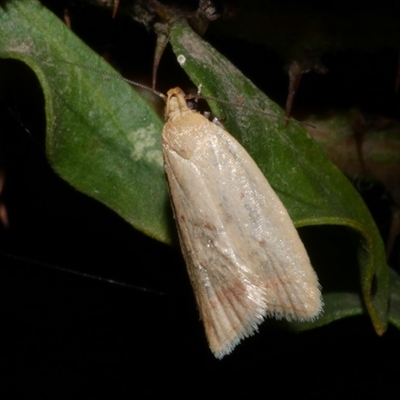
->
163;112;322;359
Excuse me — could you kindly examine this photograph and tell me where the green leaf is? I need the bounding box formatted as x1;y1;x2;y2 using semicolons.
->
388;268;400;329
168;19;389;334
0;0;170;243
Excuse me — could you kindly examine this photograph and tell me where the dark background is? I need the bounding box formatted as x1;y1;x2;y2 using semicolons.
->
1;1;399;398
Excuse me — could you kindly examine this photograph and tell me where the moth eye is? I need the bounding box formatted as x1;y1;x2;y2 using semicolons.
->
186;99;198;111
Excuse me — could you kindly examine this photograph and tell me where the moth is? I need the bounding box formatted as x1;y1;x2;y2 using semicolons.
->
162;87;323;359
63;62;322;358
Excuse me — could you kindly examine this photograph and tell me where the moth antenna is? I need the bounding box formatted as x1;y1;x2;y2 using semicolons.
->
190;92;315;129
5;252;166;295
61;61;167;101
62;62;314;128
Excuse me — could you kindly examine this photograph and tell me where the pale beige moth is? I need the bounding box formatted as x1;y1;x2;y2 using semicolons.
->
63;62;322;358
162;87;323;359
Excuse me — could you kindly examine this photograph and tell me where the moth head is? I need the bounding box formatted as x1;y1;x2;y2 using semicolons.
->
165;87;193;121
